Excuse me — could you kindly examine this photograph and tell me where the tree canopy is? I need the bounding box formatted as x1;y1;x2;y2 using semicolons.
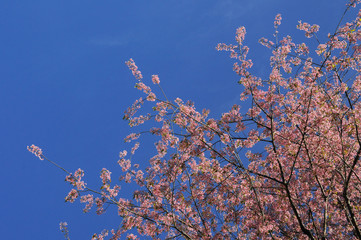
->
29;1;361;239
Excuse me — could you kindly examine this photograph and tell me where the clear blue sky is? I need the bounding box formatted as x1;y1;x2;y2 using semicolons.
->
1;0;354;239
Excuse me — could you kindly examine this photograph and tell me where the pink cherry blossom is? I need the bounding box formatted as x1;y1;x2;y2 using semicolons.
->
65;189;78;203
274;14;282;28
29;2;361;239
297;20;320;38
235;26;246;45
27;144;43;160
151;75;160;84
59;222;70;240
125;58;143;80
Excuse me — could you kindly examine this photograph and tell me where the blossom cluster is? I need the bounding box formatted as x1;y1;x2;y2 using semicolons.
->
27;144;43;160
59;222;70;240
297;20;320;38
125;58;142;80
274;13;282;28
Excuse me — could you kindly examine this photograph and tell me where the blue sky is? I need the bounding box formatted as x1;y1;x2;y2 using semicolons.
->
1;0;354;239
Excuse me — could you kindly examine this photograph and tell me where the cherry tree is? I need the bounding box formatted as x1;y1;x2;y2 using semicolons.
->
29;1;361;239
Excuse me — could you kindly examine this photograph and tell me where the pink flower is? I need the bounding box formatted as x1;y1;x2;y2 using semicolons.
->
80;194;94;212
297;20;320;38
235;26;246;45
95;198;105;215
316;43;327;55
27;144;43;160
59;222;70;239
59;222;68;231
125;58;143;80
119;150;127;158
259;37;274;48
65;189;78;203
91;230;108;240
100;168;111;184
151;75;160;84
65;169;85;190
135;170;144;180
125;172;132;183
131;142;140;154
118;158;131;172
274;14;282;28
126;233;139;240
146;92;156;101
124;133;140;142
